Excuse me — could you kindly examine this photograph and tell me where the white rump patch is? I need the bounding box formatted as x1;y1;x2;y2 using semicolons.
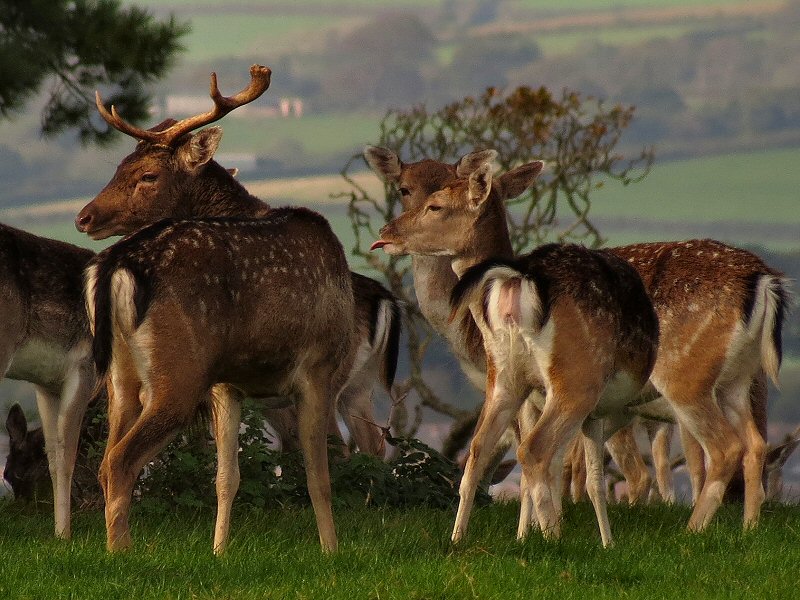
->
484;267;543;334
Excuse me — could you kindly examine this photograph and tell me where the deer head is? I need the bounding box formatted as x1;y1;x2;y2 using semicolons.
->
4;404;48;502
364;146;498;212
372;159;544;263
76;65;272;239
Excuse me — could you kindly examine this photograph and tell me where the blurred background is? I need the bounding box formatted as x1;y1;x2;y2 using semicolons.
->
1;0;798;496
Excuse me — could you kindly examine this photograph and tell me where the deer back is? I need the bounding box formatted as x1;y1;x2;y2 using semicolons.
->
87;207;354;397
610;240;790;384
451;243;659;391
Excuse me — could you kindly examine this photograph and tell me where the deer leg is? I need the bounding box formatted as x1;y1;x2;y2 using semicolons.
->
34;387;60;528
646;421;675;503
296;371;339;553
99;373;142;501
606;420;650;505
517;393;585;542
211;384;242;555
338;383;384;457
679;425;705;504
720;378;767;530
102;378;199;552
582;418;614;548
51;360;94;539
565;433;586;503
516;397;540;539
453;373;523;544
263;405;299;451
672;400;743;532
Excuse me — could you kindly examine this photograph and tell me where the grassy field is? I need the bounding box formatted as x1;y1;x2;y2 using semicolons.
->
216;113;382;159
1;500;798;599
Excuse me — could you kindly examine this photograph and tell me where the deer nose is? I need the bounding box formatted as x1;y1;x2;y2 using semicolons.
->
75;210;93;232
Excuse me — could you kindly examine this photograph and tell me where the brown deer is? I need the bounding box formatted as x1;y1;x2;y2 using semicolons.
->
85;207;356;553
373;161;660;546
76;65;400;459
4;404;48;501
369;149;790;534
0;224;97;538
364;147;663;505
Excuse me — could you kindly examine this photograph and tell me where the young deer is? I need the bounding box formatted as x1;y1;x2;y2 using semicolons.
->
4;404;48;501
373;161;659;546
76;65;400;458
364;147;662;504
369;148;790;533
86;207;356;553
0;224;96;538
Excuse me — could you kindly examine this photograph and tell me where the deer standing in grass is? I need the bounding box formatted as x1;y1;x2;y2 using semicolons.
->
373;160;659;546
368;147;790;533
0;225;96;538
86;206;355;553
364;147;661;505
76;65;399;461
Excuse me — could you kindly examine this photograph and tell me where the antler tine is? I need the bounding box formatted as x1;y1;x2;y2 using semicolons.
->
94;64;273;147
95;90;164;144
156;64;273;146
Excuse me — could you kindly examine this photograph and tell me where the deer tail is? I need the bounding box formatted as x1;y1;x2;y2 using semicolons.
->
85;259;149;377
747;274;792;387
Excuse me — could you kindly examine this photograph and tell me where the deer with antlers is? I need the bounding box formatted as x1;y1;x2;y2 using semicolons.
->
77;66;399;460
0;225;96;539
78;66;402;554
373;159;660;546
369;148;790;537
86;205;356;553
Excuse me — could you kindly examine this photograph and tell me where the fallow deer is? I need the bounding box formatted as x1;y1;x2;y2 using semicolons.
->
4;404;48;502
86;207;356;553
364;147;663;505
76;65;400;458
369;148;791;533
373;161;660;546
0;224;96;538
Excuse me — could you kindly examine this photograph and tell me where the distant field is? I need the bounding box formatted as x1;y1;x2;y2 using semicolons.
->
516;0;770;11
590;148;799;223
181;14;340;60
535;22;699;55
216;113;382;159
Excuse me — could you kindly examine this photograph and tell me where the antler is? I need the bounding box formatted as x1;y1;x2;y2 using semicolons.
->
95;64;272;146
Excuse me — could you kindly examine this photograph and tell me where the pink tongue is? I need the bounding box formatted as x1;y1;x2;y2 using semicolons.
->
370;240;388;251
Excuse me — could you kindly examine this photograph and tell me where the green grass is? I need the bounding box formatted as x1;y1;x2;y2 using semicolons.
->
517;0;757;10
181;14;346;60
536;23;699;55
580;147;800;251
1;501;798;599
216;113;381;158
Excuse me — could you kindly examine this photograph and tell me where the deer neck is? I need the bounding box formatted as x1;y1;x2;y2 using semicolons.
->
183;162;271;220
451;200;514;279
411;255;459;332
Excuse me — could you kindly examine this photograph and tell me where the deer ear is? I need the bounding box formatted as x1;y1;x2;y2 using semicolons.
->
364;146;402;183
468;163;493;209
6;404;28;445
495;160;544;201
177;126;223;173
456;149;497;177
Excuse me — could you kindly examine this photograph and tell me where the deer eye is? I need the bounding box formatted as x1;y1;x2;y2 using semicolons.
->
399;187;410;197
427;204;442;212
141;172;158;183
